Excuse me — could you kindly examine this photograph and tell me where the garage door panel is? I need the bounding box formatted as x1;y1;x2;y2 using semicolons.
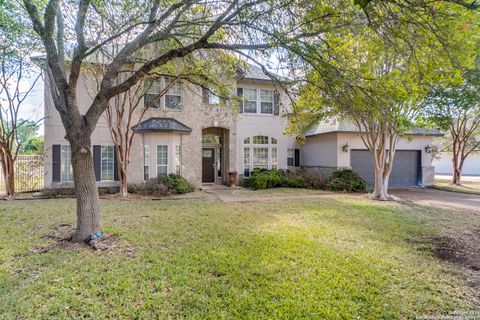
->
351;150;420;187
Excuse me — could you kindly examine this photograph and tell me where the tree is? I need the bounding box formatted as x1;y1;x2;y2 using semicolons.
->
23;136;44;154
421;59;480;185
20;0;335;242
289;2;479;200
0;1;41;196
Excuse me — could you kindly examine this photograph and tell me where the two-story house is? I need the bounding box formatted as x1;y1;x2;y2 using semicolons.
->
43;64;439;189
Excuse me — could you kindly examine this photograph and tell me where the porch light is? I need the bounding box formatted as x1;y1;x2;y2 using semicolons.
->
425;145;433;154
342;143;350;153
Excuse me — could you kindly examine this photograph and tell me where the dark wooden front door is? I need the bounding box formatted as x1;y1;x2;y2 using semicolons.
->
202;148;215;183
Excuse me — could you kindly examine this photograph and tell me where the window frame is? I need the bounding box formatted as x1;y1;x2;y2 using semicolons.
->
165;77;182;109
238;87;275;115
287;149;295;167
101;145;114;181
61;145;73;182
144;145;150;181
175;145;181;175
157;145;168;177
243;135;279;176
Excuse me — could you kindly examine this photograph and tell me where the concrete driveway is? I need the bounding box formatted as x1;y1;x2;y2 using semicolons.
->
435;175;480;182
390;187;480;214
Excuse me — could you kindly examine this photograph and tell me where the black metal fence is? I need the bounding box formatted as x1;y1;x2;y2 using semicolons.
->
0;155;44;194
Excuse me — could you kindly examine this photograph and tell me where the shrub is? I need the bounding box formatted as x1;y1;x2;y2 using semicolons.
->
303;172;326;190
249;168;282;190
127;183;139;194
325;169;366;192
141;174;195;195
281;170;307;188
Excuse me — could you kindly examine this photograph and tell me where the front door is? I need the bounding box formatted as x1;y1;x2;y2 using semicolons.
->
202;148;215;183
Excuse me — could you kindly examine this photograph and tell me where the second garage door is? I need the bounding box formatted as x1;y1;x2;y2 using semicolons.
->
351;150;421;187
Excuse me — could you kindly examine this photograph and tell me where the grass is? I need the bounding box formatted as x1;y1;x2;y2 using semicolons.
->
0;193;479;319
434;178;480;195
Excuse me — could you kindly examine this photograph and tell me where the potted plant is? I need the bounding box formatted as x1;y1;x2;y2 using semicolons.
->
228;171;238;187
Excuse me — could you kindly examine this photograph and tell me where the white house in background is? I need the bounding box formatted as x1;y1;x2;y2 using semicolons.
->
43;63;439;189
433;151;480;176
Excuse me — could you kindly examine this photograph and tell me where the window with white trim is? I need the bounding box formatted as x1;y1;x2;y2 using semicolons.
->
243;135;278;177
287;149;295;167
238;88;275;115
271;147;278;169
260;90;274;114
101;146;114;181
175;145;181;175
157;145;168;177
165;77;182;109
61;145;73;182
243;147;250;177
243;88;257;113
144;80;162;109
144;145;150;181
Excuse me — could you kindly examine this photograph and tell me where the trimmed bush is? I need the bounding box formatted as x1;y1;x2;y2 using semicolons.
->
281;170;307;188
325;169;366;192
139;174;195;196
249;168;282;190
303;172;326;190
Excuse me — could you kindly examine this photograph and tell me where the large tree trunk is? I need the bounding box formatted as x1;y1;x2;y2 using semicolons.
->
371;168;390;200
70;136;102;242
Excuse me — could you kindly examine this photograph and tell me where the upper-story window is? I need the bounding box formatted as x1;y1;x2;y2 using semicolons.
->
144;77;182;109
243;88;258;113
165;77;182;109
144;80;162;109
260;90;273;114
238;88;277;115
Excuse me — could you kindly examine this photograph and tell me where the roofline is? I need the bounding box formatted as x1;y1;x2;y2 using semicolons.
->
306;130;444;138
132;117;192;133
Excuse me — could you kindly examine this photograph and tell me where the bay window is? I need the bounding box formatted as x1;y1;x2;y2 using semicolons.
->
157;145;168;177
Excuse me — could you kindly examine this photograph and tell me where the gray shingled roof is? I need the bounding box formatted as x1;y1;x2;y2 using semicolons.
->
237;64;283;82
306;120;443;137
133;117;192;133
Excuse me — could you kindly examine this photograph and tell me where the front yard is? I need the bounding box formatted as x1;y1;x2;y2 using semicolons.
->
434;178;480;195
0;192;479;319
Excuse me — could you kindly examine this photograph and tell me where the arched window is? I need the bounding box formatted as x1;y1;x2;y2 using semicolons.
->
243;135;278;177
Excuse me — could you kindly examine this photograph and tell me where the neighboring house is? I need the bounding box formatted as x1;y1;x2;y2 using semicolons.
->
433;151;480;176
43;64;439;189
302;121;442;187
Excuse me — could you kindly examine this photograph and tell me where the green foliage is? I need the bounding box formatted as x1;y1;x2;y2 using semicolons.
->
248;169;282;190
127;183;139;194
247;169;327;190
326;169;367;193
141;174;195;196
22;136;43;154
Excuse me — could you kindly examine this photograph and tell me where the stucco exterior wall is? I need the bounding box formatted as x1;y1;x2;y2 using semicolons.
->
301;133;338;169
433;151;480;176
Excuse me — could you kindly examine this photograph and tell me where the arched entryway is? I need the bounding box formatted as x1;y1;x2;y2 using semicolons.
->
202;127;230;184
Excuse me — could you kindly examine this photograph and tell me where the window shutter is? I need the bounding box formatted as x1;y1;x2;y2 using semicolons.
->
274;90;280;115
52;144;61;182
202;87;209;104
93;145;101;181
294;149;300;167
114;146;119;181
237;87;243;113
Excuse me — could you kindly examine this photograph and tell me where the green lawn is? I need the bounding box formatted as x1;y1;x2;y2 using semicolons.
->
434;178;480;195
0;193;478;319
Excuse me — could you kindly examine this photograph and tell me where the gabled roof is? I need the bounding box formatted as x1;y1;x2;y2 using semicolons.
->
132;117;192;133
237;64;284;82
